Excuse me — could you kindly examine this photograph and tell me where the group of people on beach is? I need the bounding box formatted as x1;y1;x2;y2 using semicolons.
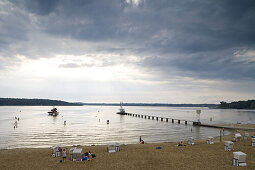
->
61;149;95;162
83;151;96;161
177;141;186;146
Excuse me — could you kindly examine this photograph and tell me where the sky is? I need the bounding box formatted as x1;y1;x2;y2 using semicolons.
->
0;0;255;104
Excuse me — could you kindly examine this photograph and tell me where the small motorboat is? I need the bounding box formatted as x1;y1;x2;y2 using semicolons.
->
48;107;59;117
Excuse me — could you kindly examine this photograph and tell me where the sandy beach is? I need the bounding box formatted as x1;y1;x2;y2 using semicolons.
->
1;127;255;170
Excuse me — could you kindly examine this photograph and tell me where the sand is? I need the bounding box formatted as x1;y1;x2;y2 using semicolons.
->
1;128;255;169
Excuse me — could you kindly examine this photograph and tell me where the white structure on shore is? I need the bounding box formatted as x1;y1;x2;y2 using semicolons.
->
196;110;201;123
224;141;234;151
252;136;255;146
107;142;120;152
206;136;214;144
232;151;247;166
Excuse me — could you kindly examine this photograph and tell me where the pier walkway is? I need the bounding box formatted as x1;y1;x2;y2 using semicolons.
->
125;113;199;125
124;113;255;131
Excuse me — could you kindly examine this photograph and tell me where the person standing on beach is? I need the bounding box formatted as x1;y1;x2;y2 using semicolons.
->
139;136;142;142
62;149;67;162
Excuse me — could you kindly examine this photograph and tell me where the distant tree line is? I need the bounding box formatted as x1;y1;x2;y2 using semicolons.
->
218;100;255;109
0;98;82;106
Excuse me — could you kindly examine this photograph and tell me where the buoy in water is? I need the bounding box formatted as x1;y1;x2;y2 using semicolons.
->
107;120;109;124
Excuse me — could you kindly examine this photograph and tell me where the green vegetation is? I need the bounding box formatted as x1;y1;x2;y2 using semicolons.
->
218;100;255;109
0;98;82;106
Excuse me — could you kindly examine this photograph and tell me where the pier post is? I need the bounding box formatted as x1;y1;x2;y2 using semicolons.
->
145;115;146;119
161;118;163;121
152;116;154;120
172;119;174;123
141;115;143;118
220;130;222;142
133;114;134;116
185;121;187;125
138;115;140;118
135;114;137;117
178;120;180;124
156;117;158;121
166;118;168;122
148;116;150;119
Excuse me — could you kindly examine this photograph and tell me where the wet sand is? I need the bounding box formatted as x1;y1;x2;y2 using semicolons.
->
1;127;255;170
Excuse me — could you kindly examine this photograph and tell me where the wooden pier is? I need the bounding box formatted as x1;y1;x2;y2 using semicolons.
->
123;113;255;131
125;113;198;125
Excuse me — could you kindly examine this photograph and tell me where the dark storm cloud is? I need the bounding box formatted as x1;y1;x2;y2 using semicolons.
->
11;0;60;15
6;0;255;50
1;0;255;80
143;50;255;80
0;2;30;45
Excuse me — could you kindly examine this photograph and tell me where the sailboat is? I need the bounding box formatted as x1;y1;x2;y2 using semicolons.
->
116;102;127;115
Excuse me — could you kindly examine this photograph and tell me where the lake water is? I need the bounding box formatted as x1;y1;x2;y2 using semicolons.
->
0;106;255;149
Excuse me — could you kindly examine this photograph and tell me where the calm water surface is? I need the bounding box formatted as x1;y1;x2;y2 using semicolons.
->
0;106;255;149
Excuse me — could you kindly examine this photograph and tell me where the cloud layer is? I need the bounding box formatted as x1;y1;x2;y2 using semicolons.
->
0;0;255;103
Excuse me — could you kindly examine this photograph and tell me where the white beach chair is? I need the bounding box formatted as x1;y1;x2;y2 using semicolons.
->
244;132;249;140
107;143;116;153
72;148;83;161
235;133;242;141
252;137;255;146
188;137;194;145
224;141;234;151
52;145;62;157
232;151;247;166
206;136;214;144
107;142;120;152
